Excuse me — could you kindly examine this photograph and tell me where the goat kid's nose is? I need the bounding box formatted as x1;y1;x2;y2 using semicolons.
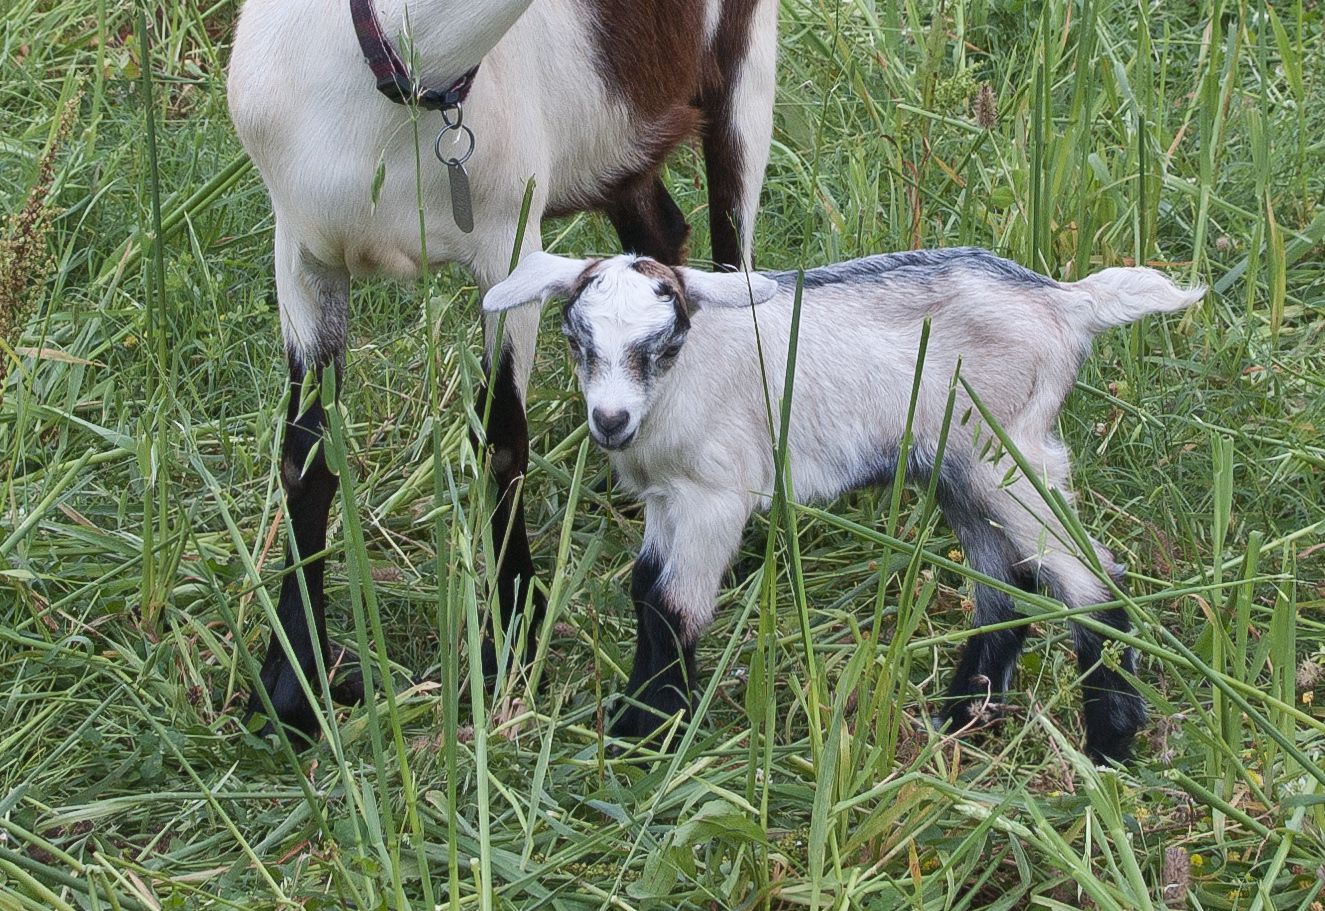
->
592;407;630;437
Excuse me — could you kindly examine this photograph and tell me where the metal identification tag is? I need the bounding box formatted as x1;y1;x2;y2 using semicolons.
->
447;160;473;233
435;109;476;234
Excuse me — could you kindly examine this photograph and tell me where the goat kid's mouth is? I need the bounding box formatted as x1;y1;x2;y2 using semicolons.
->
591;427;637;451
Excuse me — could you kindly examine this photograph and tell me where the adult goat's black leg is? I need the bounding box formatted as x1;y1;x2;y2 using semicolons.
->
700;0;777;269
248;230;350;747
249;355;340;746
699;115;746;270
475;340;546;680
604;174;691;266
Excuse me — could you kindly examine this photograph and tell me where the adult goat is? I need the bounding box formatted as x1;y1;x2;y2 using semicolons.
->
228;0;778;743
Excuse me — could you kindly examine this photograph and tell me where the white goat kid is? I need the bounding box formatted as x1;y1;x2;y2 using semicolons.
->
228;0;779;744
484;248;1204;762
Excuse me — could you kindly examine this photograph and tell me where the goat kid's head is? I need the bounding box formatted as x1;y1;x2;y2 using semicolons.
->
484;252;779;449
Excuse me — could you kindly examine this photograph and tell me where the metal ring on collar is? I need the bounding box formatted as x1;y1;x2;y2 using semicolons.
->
434;122;475;167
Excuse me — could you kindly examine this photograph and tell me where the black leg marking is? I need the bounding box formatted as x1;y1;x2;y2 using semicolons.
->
1057;572;1145;763
475;352;545;679
932;457;1145;762
609;549;696;740
604;175;691;266
936;477;1034;736
248;355;341;747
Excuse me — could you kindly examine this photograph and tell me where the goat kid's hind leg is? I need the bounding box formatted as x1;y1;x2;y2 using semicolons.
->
248;225;350;747
475;296;547;681
1047;557;1144;764
977;447;1145;763
610;490;750;741
937;486;1035;738
700;0;778;269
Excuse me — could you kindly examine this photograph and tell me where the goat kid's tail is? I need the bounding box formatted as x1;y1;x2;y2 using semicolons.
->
1067;267;1205;335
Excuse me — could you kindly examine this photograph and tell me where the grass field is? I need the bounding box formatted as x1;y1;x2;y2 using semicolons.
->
3;0;1325;907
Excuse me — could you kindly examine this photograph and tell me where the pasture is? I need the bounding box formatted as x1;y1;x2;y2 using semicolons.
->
2;0;1323;908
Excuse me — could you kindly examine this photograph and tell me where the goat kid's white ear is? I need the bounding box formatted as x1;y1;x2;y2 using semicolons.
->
677;267;780;310
482;251;590;313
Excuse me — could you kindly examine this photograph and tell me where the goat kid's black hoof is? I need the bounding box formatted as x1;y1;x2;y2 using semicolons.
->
607;703;667;741
245;650;360;750
1084;737;1134;767
326;645;366;706
605;693;691;750
244;677;320;752
939;699;1016;737
1083;713;1143;766
479;637;501;682
1082;691;1145;766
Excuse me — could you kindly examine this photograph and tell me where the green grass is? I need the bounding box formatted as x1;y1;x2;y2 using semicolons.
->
3;0;1324;907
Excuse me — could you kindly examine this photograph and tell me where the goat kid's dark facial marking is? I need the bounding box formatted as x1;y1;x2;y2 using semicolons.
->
625;323;688;387
560;265;606;368
563;260;691;389
623;270;690;386
561;307;600;369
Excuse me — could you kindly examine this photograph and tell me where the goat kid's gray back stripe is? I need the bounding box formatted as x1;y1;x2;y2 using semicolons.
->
766;248;1059;291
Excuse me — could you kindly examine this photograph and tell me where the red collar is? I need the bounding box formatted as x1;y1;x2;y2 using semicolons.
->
349;0;479;111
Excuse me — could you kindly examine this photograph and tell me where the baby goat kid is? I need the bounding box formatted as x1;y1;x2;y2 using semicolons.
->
484;248;1203;762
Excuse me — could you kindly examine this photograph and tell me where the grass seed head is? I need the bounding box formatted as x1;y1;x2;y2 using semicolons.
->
1162;847;1191;907
0;86;81;390
975;83;998;129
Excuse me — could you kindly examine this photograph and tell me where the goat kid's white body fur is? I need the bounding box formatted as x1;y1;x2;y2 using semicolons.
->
487;251;1203;643
625;260;1198;637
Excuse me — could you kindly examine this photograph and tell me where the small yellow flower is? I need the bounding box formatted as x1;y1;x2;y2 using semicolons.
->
1190;854;1204;868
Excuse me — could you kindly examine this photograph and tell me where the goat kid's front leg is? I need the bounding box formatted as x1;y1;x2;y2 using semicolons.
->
610;491;750;741
249;227;350;747
610;548;696;739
